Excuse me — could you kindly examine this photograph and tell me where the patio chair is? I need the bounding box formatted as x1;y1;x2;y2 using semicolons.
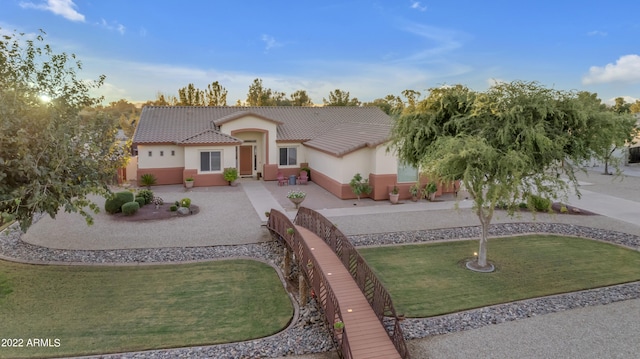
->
297;170;309;185
277;172;288;186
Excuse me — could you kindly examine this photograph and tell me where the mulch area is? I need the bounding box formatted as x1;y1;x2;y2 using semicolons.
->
110;204;200;222
550;202;596;215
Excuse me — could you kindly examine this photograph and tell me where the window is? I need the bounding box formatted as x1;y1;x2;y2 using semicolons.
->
171;150;175;156
200;151;222;172
279;147;297;166
397;162;418;182
160;151;164;156
148;151;152;157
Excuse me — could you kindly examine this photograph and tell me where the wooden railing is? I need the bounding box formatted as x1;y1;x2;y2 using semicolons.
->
293;207;410;359
267;209;353;359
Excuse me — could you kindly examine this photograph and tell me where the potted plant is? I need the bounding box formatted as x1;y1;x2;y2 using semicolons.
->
409;183;420;202
333;321;344;334
286;189;306;209
389;184;400;204
184;177;194;189
349;173;372;201
423;182;437;201
223;167;239;186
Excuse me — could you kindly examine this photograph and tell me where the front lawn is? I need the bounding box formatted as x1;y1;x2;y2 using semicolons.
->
0;259;293;358
359;235;640;317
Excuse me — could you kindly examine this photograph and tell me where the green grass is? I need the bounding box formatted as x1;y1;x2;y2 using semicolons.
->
0;259;293;359
359;235;640;318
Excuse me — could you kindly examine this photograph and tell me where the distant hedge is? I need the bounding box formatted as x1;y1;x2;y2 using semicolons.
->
105;191;135;214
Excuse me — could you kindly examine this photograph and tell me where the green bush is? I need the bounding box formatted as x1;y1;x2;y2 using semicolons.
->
121;201;140;216
105;191;135;214
137;189;154;204
529;194;551;212
135;197;146;207
180;198;191;208
170;205;178;212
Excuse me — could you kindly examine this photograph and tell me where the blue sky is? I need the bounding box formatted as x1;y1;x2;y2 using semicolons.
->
3;0;640;106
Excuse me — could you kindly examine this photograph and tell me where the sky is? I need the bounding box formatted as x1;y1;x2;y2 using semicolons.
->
3;0;640;106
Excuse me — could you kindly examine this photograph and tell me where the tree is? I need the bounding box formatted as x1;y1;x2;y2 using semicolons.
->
390;81;635;270
0;29;126;231
290;90;313;106
363;94;404;115
322;89;361;106
611;97;631;114
204;81;228;106
630;100;640;113
246;78;274;106
401;89;422;114
178;83;205;106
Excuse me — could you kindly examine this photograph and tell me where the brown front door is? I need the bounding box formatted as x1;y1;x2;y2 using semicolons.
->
239;145;253;176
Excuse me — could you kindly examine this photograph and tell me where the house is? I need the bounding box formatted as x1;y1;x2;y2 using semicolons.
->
132;106;454;200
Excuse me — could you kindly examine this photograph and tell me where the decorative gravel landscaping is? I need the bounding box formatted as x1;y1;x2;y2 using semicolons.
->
1;221;639;358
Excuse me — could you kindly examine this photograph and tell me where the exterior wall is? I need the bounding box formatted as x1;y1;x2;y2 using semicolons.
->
137;167;183;185
137;145;184;169
372;144;397;174
220;116;277;164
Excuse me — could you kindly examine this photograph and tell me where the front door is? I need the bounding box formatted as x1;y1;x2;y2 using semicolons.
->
239;145;253;176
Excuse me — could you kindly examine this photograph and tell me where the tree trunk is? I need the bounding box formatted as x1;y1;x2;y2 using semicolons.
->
476;206;493;268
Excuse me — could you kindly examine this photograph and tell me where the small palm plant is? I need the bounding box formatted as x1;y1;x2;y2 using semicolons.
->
140;173;157;189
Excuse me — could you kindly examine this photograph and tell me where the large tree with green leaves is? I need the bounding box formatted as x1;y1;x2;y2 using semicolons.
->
0;29;126;231
391;81;636;270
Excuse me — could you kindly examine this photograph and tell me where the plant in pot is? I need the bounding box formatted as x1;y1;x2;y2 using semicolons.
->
223;167;239;186
333;321;344;334
423;182;437;201
409;183;420;202
349;173;372;201
389;184;400;204
184;177;194;188
286;189;306;209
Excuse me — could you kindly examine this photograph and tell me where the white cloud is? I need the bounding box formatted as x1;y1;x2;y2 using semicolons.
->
98;19;126;35
20;0;85;22
261;34;283;52
582;54;640;85
587;30;607;37
410;1;427;11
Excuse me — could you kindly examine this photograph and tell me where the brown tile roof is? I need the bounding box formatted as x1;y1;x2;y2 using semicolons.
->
133;106;393;156
177;128;242;145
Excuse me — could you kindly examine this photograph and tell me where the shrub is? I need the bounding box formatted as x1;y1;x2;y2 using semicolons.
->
105;191;135;214
529;194;551;212
174;200;180;207
181;198;191;208
140;173;157;189
121;201;140;216
170;205;178;212
152;196;164;206
349;173;372;200
137;189;154;204
135;197;146;207
223;167;238;184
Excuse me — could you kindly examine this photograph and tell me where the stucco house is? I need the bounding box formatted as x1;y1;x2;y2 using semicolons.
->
132;106;453;200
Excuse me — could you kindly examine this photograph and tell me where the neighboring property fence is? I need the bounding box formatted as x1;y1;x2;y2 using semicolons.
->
267;209;352;358
293;207;410;359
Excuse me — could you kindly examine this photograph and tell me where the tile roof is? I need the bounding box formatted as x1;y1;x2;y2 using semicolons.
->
133;106;393;156
177;128;242;145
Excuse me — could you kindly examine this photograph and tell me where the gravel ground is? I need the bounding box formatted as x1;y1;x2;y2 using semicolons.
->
21;186;271;250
